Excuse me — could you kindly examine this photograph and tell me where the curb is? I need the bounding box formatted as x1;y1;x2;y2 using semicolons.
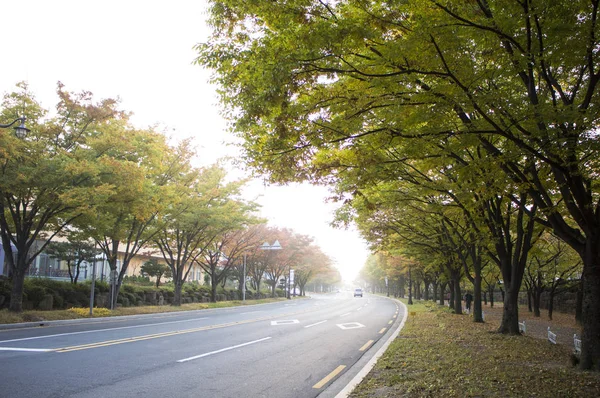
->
334;297;409;398
0;298;297;331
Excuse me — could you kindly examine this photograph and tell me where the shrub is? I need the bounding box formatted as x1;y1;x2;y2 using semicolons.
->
68;307;111;317
52;294;65;309
25;285;47;305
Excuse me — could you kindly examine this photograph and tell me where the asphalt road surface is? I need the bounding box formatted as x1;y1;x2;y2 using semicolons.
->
0;292;404;398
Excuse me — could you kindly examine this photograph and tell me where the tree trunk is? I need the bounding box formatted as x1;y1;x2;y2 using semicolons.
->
408;268;413;305
111;280;123;310
439;283;445;306
473;272;483;323
497;285;520;334
579;249;600;371
173;281;183;306
211;276;218;302
527;288;533;312
489;285;495;308
449;279;455;308
548;288;555;321
575;277;583;326
533;288;542;317
453;278;462;314
9;269;25;312
74;264;80;284
399;276;405;298
483;291;487;306
68;260;75;284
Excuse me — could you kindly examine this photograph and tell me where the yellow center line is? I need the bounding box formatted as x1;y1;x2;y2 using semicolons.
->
378;328;387;334
313;365;346;389
388;320;393;325
54;308;312;353
359;340;374;352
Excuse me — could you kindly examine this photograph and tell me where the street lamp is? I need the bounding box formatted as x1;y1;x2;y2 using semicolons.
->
0;116;30;138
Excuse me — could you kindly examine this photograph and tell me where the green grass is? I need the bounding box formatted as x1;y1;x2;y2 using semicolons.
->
350;300;600;398
0;297;294;324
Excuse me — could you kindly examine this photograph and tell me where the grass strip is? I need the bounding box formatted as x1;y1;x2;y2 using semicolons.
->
350;300;600;398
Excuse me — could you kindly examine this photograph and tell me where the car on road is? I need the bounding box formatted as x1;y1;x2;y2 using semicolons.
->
353;288;363;297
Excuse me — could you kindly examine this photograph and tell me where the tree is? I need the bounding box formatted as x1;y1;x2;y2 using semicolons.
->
78;125;178;309
140;259;172;288
222;224;268;298
199;0;600;369
525;233;583;319
0;82;121;311
196;204;262;302
44;238;99;284
155;165;248;305
294;244;333;296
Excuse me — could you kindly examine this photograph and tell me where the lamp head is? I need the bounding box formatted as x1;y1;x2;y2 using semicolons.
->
14;117;30;139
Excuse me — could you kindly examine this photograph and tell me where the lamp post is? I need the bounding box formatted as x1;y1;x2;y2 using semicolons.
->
0;116;30;138
242;253;246;302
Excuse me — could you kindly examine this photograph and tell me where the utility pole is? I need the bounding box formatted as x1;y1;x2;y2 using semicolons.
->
242;253;246;302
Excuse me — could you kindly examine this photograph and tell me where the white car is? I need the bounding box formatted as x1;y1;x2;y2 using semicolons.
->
354;288;363;297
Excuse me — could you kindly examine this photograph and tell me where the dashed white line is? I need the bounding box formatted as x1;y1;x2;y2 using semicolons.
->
340;312;352;317
304;320;327;328
177;337;272;363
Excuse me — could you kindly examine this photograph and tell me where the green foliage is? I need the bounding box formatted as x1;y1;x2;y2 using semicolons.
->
122;275;153;286
140;259;171;287
0;83;126;311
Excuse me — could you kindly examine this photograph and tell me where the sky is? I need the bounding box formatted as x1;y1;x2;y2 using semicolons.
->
0;0;370;283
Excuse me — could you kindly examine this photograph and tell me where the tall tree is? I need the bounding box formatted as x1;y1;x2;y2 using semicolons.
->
199;0;600;369
195;202;261;302
0;83;121;311
79;126;176;308
154;165;248;305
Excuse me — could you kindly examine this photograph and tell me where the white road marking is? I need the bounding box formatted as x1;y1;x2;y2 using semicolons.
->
0;347;54;352
0;317;209;344
177;337;272;362
240;311;264;315
337;322;365;330
304;320;327;328
340;312;352;317
271;320;299;326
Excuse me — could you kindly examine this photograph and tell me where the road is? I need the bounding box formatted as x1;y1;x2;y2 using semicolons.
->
0;292;404;398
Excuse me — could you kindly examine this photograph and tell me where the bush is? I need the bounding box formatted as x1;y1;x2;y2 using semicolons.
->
68;307;111;317
25;285;47;305
10;277;267;311
122;275;152;286
52;293;65;309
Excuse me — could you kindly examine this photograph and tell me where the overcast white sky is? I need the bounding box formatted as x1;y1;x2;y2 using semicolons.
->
1;0;370;282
